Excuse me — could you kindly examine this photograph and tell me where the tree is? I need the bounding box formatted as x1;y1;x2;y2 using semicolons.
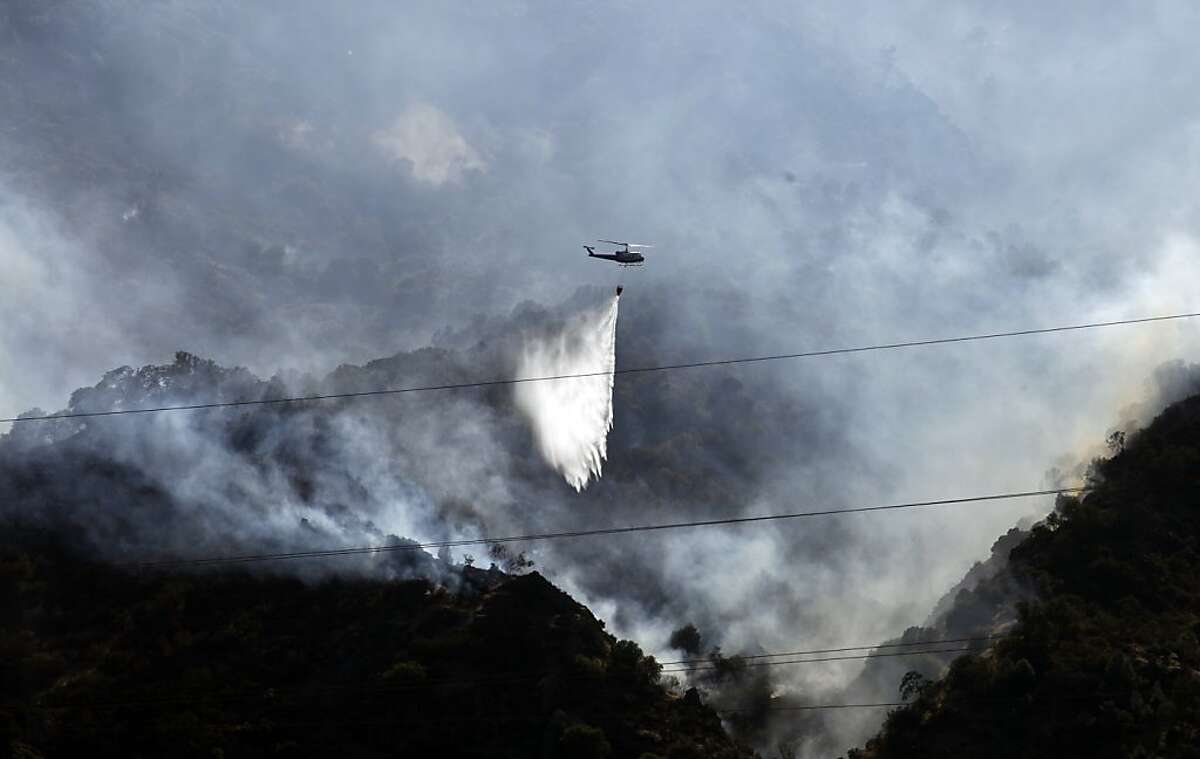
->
487;543;535;574
899;670;931;701
610;639;663;690
668;623;703;656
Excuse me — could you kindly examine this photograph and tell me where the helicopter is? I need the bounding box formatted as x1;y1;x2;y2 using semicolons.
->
583;239;652;267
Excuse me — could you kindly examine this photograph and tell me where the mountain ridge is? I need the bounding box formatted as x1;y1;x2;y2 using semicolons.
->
0;527;753;759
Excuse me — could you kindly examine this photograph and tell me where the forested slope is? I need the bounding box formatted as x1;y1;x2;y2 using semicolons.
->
0;532;752;759
849;393;1200;758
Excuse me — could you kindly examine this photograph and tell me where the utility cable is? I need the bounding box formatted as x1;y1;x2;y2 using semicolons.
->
5;311;1197;424
720;701;908;713
129;488;1078;568
717;692;1114;714
652;629;998;667
661;644;988;673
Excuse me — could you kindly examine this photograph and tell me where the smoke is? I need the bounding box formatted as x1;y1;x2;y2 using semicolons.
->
514;296;619;491
7;3;1200;756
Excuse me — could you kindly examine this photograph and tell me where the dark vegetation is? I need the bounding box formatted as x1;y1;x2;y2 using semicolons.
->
848;392;1200;758
0;531;752;759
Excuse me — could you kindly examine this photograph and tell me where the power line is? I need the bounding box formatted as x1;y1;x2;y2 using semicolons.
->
720;701;908;713
662;638;998;672
717;692;1113;714
657;635;1002;667
5;310;1197;424
662;646;974;673
130;488;1078;568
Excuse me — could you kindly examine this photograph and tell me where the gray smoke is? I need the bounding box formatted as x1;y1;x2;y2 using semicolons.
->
5;2;1200;755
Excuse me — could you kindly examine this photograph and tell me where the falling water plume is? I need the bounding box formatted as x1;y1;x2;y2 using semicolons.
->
514;296;620;491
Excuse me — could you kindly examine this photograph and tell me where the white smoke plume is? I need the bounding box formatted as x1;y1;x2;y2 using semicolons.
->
514;296;620;491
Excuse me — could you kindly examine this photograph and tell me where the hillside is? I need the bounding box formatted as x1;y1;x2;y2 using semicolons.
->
0;529;752;759
846;392;1200;758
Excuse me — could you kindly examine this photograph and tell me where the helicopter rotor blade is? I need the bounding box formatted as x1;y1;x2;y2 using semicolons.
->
597;239;654;248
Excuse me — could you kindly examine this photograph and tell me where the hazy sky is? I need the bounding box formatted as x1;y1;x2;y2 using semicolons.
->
4;1;1200;753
